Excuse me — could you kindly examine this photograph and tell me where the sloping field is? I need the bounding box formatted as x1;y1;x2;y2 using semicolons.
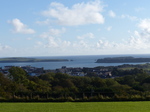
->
0;102;150;112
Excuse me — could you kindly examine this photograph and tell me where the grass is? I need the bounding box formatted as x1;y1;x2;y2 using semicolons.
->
0;102;150;112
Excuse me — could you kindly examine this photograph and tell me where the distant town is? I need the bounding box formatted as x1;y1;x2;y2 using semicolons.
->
0;65;112;78
0;63;150;79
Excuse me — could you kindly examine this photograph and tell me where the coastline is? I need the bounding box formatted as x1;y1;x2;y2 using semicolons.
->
0;54;150;70
96;57;150;63
0;57;69;63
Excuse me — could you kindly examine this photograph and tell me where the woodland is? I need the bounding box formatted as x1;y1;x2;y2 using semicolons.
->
1;66;150;102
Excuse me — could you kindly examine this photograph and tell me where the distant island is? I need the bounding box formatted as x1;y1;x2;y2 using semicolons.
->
96;56;150;63
0;57;69;63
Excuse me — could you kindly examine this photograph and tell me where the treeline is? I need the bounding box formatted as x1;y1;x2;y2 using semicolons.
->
96;57;150;63
1;67;150;102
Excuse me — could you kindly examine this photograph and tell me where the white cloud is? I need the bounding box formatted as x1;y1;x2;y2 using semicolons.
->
39;28;69;49
42;0;104;26
61;40;71;48
35;18;150;55
96;40;103;48
72;40;94;54
77;33;94;39
95;19;150;53
121;14;138;21
134;31;140;37
0;44;14;57
108;10;116;18
118;19;150;51
45;36;59;48
106;26;112;31
96;40;114;49
43;36;71;49
40;32;49;38
138;19;150;33
79;40;88;48
8;18;35;34
0;44;11;51
35;31;150;55
49;28;66;36
36;19;50;25
40;27;66;38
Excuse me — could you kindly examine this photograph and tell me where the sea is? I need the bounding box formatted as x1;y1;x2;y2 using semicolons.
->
1;54;150;70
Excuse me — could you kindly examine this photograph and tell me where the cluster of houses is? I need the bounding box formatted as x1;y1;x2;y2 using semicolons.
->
0;65;112;78
0;65;44;76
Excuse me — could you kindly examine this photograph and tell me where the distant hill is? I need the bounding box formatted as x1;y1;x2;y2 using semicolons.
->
96;56;150;63
0;57;69;63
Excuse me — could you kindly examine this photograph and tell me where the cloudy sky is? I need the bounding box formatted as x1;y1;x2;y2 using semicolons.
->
1;0;150;57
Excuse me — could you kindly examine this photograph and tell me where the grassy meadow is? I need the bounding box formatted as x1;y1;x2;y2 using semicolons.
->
0;102;150;112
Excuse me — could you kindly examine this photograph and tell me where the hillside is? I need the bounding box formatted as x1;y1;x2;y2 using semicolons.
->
96;56;150;63
0;57;69;63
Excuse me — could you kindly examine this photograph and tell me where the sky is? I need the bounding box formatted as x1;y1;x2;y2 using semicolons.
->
1;0;150;57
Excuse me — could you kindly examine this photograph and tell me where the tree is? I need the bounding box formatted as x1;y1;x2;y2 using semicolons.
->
38;72;55;83
0;73;13;98
8;67;28;84
28;76;51;93
105;78;118;87
91;77;106;88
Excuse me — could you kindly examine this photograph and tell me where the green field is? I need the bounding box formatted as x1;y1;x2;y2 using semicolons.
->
0;102;150;112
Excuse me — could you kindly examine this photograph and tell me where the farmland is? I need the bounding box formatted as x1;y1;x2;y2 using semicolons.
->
0;102;150;112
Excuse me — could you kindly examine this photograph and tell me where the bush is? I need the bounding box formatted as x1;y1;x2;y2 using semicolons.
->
67;97;74;102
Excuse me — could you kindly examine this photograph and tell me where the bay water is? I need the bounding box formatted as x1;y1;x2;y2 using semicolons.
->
1;54;150;70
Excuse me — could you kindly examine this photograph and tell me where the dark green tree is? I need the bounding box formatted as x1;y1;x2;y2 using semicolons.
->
8;67;28;84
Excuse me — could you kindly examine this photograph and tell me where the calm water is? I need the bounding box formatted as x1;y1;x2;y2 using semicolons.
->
1;54;150;70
